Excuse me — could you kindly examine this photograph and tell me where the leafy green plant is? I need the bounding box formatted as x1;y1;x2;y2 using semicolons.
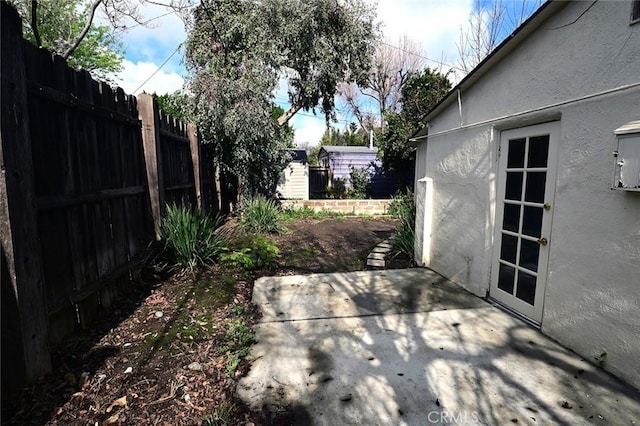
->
328;177;348;199
220;235;280;270
239;195;285;234
388;191;416;260
225;319;254;347
221;319;254;375
348;165;371;199
158;204;228;272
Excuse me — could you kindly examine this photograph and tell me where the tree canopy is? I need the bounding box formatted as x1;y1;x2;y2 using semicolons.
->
184;0;379;204
339;35;425;131
376;68;451;188
10;0;125;79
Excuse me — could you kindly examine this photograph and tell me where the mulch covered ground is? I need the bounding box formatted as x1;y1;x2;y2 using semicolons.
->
2;217;411;425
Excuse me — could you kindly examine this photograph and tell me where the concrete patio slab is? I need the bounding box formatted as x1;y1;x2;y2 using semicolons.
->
238;269;640;425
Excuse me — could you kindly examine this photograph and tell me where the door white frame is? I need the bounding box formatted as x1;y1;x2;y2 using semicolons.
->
490;121;560;324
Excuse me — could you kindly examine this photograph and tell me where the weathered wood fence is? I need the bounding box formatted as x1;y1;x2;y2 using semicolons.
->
0;3;218;391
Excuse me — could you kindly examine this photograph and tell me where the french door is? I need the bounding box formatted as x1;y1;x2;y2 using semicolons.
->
490;122;559;324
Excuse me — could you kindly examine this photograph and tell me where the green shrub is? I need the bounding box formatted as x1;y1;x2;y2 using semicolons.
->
348;165;371;199
388;190;414;219
158;204;228;272
388;191;415;259
220;235;280;270
328;177;348;199
239;195;285;233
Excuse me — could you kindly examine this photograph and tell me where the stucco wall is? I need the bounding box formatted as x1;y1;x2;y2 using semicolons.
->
415;1;640;388
277;162;309;200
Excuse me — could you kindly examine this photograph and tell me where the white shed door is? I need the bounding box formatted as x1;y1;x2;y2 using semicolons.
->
490;122;559;324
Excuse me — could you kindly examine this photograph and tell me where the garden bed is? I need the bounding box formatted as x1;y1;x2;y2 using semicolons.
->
2;217;410;425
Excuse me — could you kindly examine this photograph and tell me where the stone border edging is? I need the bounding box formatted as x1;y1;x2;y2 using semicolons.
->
367;237;394;268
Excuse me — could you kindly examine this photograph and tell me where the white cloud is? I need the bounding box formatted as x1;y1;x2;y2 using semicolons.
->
376;0;474;67
292;114;327;148
111;60;185;95
373;0;476;85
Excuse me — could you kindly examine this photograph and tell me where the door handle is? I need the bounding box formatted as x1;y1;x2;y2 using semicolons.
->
537;238;548;246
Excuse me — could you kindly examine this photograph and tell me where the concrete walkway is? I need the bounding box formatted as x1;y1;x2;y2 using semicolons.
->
238;269;640;425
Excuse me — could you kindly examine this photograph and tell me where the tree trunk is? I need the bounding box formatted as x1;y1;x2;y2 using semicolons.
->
219;170;238;216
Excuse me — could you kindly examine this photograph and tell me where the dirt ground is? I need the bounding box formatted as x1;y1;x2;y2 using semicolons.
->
2;217;410;425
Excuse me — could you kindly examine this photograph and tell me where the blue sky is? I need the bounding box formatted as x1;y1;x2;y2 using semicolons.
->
107;0;543;146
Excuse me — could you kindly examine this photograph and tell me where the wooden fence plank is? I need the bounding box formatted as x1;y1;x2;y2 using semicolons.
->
188;124;202;210
138;94;164;236
0;3;52;387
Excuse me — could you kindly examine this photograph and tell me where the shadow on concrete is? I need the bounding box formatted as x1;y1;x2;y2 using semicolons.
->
239;269;640;425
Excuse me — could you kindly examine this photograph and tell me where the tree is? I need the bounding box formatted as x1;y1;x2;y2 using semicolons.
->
457;0;542;73
318;125;368;147
8;0;131;79
339;35;425;131
154;91;191;120
184;0;379;209
377;68;451;189
9;0;193;80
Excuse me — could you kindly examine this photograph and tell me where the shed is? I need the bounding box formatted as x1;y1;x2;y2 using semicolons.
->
318;145;397;198
411;0;640;388
277;149;309;200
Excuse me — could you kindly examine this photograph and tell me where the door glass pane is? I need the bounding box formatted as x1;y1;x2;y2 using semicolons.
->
519;239;540;272
516;271;537;305
498;263;515;294
505;172;523;200
508;138;526;168
502;204;520;233
522;206;543;238
528;135;549;168
525;172;546;203
500;234;518;264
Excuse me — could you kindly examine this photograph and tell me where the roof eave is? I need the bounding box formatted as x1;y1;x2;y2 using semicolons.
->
409;0;567;143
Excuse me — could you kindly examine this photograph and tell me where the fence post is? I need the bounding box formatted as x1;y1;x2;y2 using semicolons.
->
0;2;52;387
138;94;164;238
187;124;202;210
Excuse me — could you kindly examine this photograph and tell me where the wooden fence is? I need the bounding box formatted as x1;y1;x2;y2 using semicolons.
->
309;166;332;198
0;3;218;390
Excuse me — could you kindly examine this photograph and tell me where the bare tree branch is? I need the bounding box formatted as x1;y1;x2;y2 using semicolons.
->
339;34;425;131
63;0;103;59
30;0;41;47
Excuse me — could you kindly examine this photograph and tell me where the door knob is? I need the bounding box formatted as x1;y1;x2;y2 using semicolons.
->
537;238;548;246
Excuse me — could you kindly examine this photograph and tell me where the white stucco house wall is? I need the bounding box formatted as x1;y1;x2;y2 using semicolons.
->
277;150;309;200
412;0;640;388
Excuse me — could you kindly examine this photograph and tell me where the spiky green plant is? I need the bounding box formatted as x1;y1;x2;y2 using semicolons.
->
388;191;416;259
239;195;285;233
158;204;228;271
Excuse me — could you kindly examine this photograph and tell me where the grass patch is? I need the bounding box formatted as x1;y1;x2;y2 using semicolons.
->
203;401;235;426
279;206;347;221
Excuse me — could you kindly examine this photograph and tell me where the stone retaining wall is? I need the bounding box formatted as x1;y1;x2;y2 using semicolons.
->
281;199;390;215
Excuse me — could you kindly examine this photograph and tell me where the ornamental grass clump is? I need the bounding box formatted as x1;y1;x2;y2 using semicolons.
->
239;195;285;234
158;203;228;272
388;191;415;260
